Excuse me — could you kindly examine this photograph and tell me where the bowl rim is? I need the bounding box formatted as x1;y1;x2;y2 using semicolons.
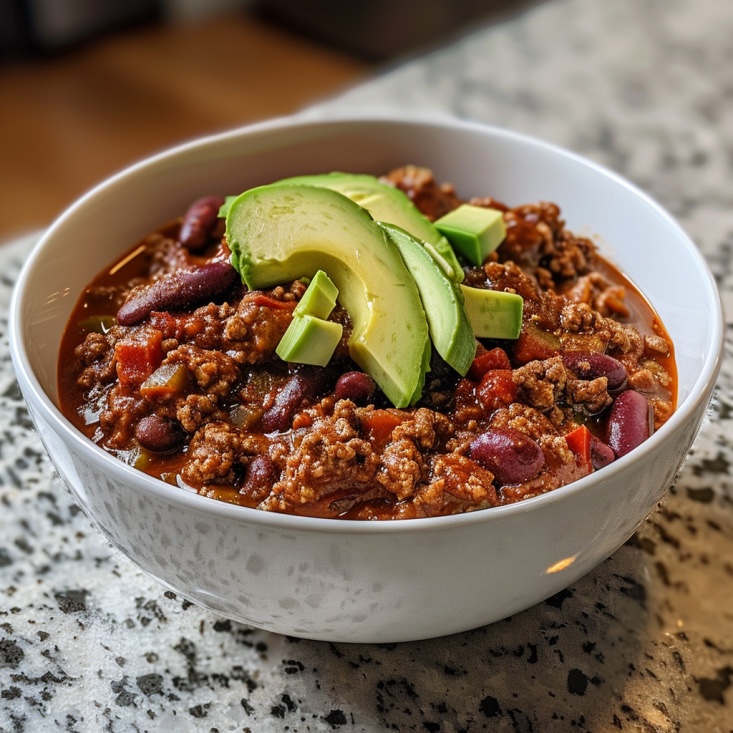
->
8;111;725;536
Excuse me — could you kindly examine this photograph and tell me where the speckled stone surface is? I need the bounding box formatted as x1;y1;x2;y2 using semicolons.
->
2;0;733;730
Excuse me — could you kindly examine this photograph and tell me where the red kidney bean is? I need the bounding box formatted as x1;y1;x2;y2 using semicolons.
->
562;351;628;391
117;260;238;326
334;371;376;403
606;389;652;457
261;376;308;433
468;427;545;485
590;435;615;469
261;368;330;433
240;455;277;503
179;195;225;251
134;415;184;453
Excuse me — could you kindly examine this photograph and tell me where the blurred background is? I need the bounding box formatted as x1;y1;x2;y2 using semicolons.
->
0;0;530;241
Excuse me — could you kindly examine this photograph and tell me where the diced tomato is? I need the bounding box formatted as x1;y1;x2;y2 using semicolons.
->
566;424;616;472
360;409;405;451
477;370;517;412
565;424;592;471
467;345;512;381
453;377;476;405
513;322;561;364
252;294;297;311
115;329;163;388
149;311;178;339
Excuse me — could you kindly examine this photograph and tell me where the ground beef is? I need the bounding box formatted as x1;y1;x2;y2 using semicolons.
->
150;290;295;365
75;332;118;388
182;423;269;485
376;436;425;501
99;386;149;448
483;261;546;307
175;393;228;434
480;260;568;334
513;358;568;413
564;272;630;319
260;400;380;517
164;344;239;397
183;421;242;484
380;165;461;221
423;454;497;509
513;357;612;416
565;376;612;415
76;332;110;364
224;292;296;363
375;408;453;500
645;334;671;355
489;403;559;442
497;202;596;286
651;398;675;429
559;302;644;357
151;303;234;351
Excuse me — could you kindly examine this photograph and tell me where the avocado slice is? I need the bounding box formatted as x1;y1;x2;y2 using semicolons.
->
277;172;465;282
219;196;237;219
226;184;430;408
460;284;523;340
381;223;476;377
435;204;506;267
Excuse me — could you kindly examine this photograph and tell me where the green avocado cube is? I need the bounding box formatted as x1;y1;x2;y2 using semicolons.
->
276;314;343;367
293;269;339;320
435;204;506;266
460;284;523;340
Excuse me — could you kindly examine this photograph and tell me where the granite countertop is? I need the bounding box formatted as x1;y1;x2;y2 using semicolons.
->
1;0;732;730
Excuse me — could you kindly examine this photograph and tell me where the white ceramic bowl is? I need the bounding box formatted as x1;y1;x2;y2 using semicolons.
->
9;114;723;642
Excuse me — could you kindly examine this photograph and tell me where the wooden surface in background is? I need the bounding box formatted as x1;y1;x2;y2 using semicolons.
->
0;15;372;240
